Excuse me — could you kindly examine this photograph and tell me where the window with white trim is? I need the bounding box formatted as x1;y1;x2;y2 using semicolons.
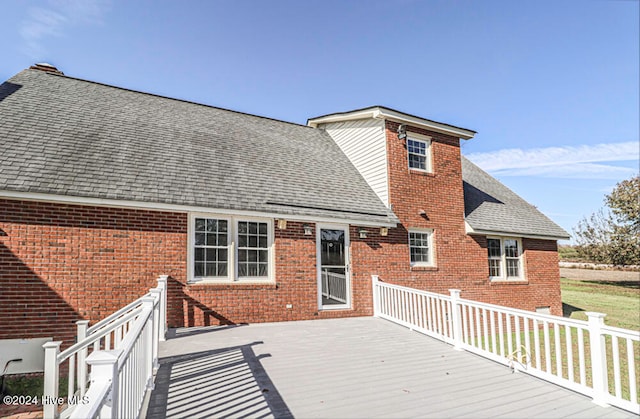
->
237;221;269;277
487;237;523;280
191;215;272;282
194;218;229;278
409;230;434;266
407;134;431;172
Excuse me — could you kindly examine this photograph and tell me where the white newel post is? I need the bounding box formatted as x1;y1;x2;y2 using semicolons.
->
141;296;156;389
157;275;168;341
85;350;122;419
149;288;162;370
371;275;380;317
75;320;90;397
76;320;89;342
43;341;61;419
449;289;463;350
587;312;609;407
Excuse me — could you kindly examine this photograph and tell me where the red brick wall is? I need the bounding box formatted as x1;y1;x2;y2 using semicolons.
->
348;121;562;315
0;199;186;346
1;151;562;345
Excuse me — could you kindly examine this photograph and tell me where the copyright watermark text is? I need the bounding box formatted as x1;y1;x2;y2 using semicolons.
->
2;395;89;406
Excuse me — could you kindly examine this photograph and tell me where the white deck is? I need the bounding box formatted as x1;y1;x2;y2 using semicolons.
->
146;317;637;418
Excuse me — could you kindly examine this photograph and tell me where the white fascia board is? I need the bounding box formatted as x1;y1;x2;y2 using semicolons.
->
307;108;380;128
378;108;475;140
465;221;569;241
307;106;475;140
0;190;397;228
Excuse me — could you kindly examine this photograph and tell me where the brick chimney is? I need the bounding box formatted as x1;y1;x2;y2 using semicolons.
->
29;63;64;75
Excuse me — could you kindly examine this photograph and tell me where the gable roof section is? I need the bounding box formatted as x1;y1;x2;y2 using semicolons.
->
461;157;570;240
307;106;476;140
0;69;399;226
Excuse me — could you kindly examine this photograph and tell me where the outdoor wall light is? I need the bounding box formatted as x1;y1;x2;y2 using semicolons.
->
380;227;388;237
303;224;313;235
359;229;368;239
277;219;287;230
397;124;407;141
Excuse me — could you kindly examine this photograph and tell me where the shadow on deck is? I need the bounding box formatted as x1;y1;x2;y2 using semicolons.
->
146;339;293;418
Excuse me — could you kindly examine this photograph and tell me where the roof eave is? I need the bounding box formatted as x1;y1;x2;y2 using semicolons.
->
308;106;476;140
0;190;399;228
465;222;570;241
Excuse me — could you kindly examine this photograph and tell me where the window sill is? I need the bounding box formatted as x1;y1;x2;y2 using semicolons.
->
187;280;277;290
490;278;528;285
411;265;438;271
319;306;352;311
409;169;435;177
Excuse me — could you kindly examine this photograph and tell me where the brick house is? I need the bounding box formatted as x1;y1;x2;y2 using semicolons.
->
0;64;569;346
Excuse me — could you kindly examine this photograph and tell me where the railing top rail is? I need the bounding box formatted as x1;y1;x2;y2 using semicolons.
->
68;377;111;419
57;306;144;363
376;280;452;301
87;291;152;334
602;324;640;340
456;296;591;329
116;304;154;369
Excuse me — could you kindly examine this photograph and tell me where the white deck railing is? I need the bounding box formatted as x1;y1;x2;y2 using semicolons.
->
43;275;167;419
321;270;347;303
371;275;640;414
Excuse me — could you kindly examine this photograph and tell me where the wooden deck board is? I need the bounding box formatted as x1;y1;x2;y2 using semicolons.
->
146;317;638;418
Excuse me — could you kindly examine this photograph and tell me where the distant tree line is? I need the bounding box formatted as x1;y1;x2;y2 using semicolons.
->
573;175;639;266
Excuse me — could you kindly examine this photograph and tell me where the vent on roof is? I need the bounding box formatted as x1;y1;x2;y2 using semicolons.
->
29;63;64;75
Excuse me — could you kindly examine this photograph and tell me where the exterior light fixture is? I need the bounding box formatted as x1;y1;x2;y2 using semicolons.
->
397;124;407;141
303;224;313;235
359;229;368;239
277;219;287;230
380;227;388;237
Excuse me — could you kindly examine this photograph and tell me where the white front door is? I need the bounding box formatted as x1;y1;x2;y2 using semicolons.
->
317;225;350;310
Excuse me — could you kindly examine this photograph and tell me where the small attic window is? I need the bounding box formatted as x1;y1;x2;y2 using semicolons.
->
407;133;432;172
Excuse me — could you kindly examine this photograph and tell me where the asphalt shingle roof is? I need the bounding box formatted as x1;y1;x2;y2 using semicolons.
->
0;68;568;239
461;157;570;239
0;69;398;225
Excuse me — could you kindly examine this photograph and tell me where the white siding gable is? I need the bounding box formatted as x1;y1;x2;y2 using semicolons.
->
319;119;389;207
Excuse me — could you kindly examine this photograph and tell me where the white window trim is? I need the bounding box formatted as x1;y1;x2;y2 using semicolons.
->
188;213;274;284
487;236;525;281
408;228;435;267
407;132;432;173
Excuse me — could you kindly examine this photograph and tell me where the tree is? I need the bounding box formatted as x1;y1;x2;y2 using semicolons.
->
574;175;640;266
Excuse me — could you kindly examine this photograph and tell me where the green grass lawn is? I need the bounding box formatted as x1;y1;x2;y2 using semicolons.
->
560;277;640;330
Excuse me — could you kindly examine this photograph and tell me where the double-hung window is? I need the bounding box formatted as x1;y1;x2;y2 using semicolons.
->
409;229;434;267
407;133;432;172
191;215;272;282
237;221;269;277
487;237;523;280
194;218;229;278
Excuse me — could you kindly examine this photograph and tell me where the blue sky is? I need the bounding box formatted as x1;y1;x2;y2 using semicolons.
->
1;0;638;242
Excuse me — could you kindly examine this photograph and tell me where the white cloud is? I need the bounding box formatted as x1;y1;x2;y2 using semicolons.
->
20;0;110;58
466;142;639;179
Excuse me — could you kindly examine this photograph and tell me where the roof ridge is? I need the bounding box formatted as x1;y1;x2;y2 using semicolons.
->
32;69;316;130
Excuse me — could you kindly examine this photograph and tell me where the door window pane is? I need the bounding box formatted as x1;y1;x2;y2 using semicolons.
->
321;229;345;266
